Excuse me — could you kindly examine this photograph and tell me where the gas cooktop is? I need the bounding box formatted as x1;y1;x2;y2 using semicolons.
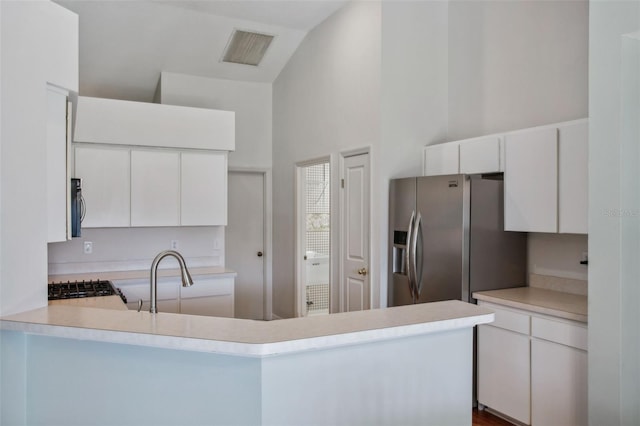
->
48;280;127;304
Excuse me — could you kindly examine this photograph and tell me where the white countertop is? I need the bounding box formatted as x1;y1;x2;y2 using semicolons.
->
48;266;236;283
1;300;493;357
473;287;587;323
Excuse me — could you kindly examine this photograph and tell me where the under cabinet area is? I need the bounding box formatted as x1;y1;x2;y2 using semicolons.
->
75;145;228;227
477;301;588;426
113;274;234;317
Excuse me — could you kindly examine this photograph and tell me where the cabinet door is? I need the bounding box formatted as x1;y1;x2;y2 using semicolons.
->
115;278;180;313
181;152;227;226
46;87;70;242
478;325;531;425
180;277;234;318
423;143;459;176
459;136;503;174
504;127;558;232
558;120;588;234
75;146;131;227
531;339;587;426
131;150;180;226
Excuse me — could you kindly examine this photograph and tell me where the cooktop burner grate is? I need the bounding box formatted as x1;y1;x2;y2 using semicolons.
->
48;280;127;303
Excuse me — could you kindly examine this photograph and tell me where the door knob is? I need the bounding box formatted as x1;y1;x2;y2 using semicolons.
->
357;268;368;276
257;251;263;257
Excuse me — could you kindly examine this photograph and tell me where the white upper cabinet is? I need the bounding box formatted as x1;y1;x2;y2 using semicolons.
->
459;136;503;174
74;96;235;151
504;127;559;233
181;152;227;226
75;146;228;228
558;120;588;234
423;143;459;176
46;86;71;242
131;150;181;227
75;146;131;228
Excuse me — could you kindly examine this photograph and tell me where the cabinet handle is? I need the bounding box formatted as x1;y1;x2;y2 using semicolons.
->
137;299;143;312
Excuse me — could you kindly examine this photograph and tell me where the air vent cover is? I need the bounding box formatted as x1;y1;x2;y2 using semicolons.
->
222;30;274;66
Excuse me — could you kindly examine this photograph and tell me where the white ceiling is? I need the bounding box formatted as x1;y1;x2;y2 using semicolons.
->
54;0;347;102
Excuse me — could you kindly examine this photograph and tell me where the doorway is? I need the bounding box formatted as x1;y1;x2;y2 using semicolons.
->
226;170;272;320
296;160;331;317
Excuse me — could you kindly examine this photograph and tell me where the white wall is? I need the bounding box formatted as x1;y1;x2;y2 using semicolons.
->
448;0;589;280
273;1;382;318
448;0;588;141
273;0;587;317
0;1;78;316
158;72;272;169
589;2;640;424
379;0;449;306
47;227;224;275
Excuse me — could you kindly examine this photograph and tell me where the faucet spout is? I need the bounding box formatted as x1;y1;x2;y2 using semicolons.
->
149;250;193;314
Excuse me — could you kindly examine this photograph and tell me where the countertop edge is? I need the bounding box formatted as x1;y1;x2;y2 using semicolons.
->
0;303;494;357
473;292;588;323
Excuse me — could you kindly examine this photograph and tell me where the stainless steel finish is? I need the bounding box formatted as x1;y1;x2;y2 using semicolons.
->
388;174;526;306
149;250;194;314
468;178;527;296
388;178;418;307
406;210;415;301
357;268;368;276
411;211;423;302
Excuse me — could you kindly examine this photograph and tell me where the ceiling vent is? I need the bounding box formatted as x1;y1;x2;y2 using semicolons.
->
222;29;274;66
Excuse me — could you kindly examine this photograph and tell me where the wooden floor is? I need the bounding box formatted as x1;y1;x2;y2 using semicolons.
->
472;408;514;426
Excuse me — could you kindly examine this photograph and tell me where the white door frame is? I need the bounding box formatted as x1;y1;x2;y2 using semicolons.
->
339;147;372;312
294;156;331;317
228;167;273;320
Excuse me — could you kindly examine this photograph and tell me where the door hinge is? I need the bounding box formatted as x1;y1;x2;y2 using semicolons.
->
341;179;345;188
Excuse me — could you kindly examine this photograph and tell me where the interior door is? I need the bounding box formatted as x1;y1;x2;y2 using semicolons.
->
342;153;370;312
226;171;265;320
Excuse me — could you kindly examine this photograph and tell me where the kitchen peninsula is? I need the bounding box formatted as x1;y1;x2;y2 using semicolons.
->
1;300;491;426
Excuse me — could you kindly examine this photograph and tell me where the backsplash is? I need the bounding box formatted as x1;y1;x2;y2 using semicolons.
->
530;273;588;296
528;233;588;281
48;226;224;275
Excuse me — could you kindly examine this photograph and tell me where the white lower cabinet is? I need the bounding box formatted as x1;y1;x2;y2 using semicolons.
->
180;276;234;318
478;310;531;424
477;301;587;426
531;338;588;426
114;275;234;318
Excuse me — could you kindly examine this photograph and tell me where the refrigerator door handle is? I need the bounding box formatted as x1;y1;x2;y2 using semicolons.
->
405;211;416;300
411;212;424;302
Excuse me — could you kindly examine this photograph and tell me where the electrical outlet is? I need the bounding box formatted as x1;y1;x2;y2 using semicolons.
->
83;241;93;254
171;240;179;250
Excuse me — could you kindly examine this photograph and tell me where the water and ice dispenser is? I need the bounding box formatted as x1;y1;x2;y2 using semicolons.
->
392;230;408;275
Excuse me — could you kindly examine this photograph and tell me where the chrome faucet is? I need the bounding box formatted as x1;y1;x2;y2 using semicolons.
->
149;250;193;314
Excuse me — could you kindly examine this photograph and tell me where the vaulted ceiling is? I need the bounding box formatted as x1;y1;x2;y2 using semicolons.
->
54;0;347;102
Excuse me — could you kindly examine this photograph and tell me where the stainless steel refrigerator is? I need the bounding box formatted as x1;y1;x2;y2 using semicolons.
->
389;174;527;307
